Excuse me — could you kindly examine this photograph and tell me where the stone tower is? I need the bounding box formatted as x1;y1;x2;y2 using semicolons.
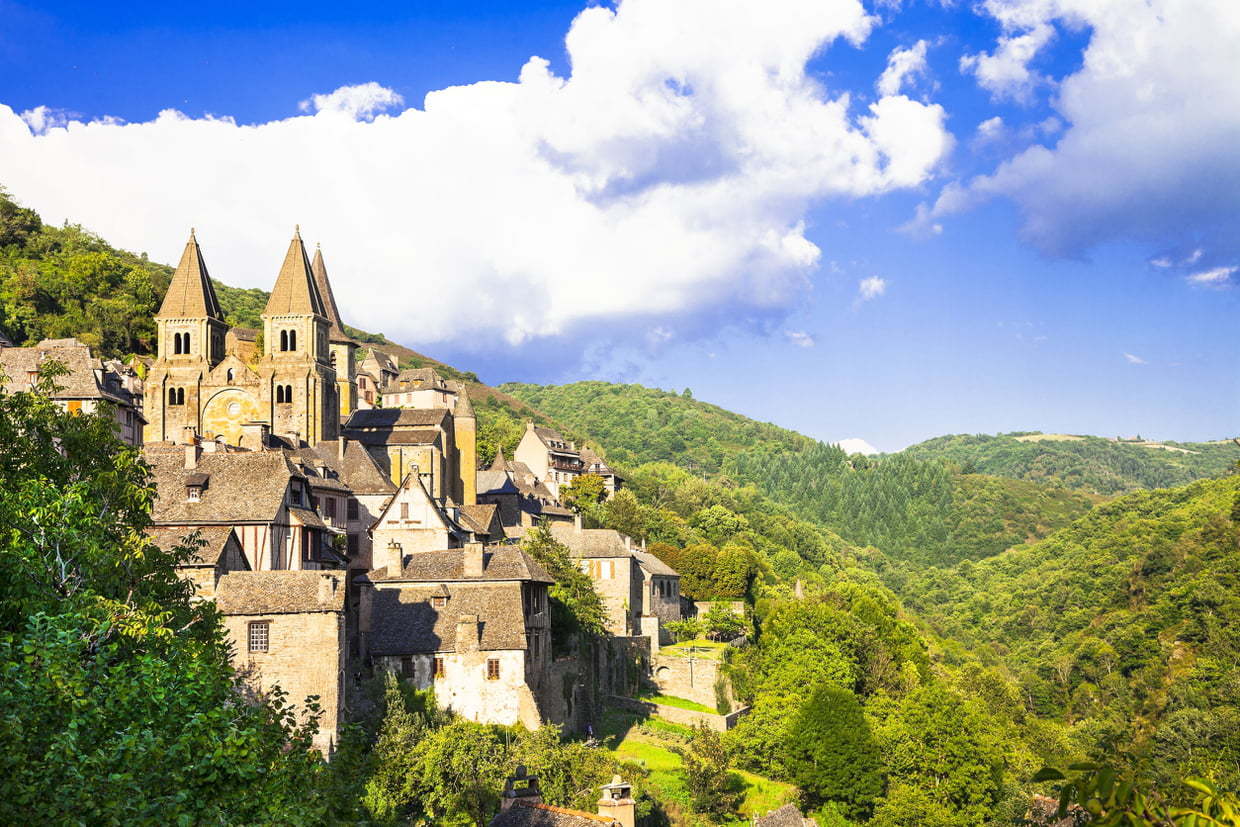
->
311;244;358;420
452;382;477;505
260;228;339;444
144;229;228;442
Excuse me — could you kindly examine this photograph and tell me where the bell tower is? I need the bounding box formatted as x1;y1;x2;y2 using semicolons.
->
311;244;358;419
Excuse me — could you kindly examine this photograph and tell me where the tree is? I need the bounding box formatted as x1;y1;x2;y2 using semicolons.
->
783;685;885;818
0;365;329;823
561;472;607;515
701;601;746;641
411;720;509;826
521;523;606;649
1034;764;1240;827
512;726;620;813
362;673;431;822
676;723;742;818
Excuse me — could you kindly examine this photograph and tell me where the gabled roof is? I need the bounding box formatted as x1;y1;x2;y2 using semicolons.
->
361;348;398;375
306;439;396;495
632;550;679;577
310;245;352;343
489;449;508;472
215;571;346;615
371;546;553;584
369;581;529;655
344;408;451;430
458;504;501;537
386;366;448;392
477;470;519;496
263;228;327;318
452;381;475;418
372;472;454;531
157;229;224;320
147;525;246;569
145;445;303;524
541;524;633;558
533;425;578;455
0;339;130;403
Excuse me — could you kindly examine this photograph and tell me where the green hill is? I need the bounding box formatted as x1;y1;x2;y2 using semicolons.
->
902;431;1239;495
895;474;1240;786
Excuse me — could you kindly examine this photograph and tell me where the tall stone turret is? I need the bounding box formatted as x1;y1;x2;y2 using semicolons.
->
311;244;358;419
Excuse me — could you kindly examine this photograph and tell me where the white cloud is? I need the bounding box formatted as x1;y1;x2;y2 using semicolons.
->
974;116;1006;144
858;275;887;300
836;437;879;455
1187;265;1236;287
1124;352;1146;365
19;106;76;135
925;0;1240;258
298;82;404;121
960;21;1056;103
877;40;929;96
0;0;951;352
785;330;815;348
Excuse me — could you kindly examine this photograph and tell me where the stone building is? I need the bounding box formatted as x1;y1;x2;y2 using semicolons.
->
514;423;621;499
215;570;351;755
478;449;574;528
371;471;477;554
310;246;358;419
148;524;249;600
366;543;553;729
143;228;357;447
145;438;344;571
343;400;476;505
356;348;398;409
0;336;145;445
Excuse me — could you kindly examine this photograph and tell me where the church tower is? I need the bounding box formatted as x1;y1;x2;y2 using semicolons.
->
260;227;339;444
311;244;358;420
144;229;228;442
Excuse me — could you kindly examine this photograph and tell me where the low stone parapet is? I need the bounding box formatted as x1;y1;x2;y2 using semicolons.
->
606;695;748;732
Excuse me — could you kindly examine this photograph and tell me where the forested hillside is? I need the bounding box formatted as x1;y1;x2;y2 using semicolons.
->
903;432;1239;495
891;475;1240;789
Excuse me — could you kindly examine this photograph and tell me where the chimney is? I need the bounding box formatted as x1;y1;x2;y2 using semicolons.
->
380;539;404;576
455;614;480;653
597;776;635;827
240;421;270;452
463;542;484;578
574;512;583;530
184;440;201;470
337;436;347;461
318;574;337;604
500;766;542;811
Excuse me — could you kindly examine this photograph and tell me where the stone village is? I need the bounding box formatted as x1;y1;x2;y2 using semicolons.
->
0;229;792;826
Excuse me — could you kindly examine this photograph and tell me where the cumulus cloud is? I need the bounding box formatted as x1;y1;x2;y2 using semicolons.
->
922;0;1240;259
0;0;951;353
960;21;1056;103
298;82;404;120
785;330;815;348
836;437;879;455
858;275;887;300
19;106;78;134
1187;265;1237;287
1124;352;1146;365
877;40;929;96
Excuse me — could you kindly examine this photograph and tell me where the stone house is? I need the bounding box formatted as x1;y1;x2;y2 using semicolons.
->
356;348;398;409
148;524;250;600
478;450;574;528
0;336;145;445
513;423;621;500
343;404;475;504
365;543;554;729
143;229;357;447
215;570;350;755
145;438;343;571
370;471;477;555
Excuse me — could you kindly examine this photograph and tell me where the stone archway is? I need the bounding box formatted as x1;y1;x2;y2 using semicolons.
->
201;388;262;445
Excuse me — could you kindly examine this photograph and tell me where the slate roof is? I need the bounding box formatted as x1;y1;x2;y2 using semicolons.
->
369;581;528;655
306;440;396;495
264;229;327;317
344;408;450;430
545;524;632;558
490;800;618;827
147;525;240;567
361;348;398;375
458;504;500;537
215;571;346;615
372;546;553;584
489;449;508;471
373;428;442;446
386;366;448;391
145;447;299;524
452;381;474;417
533;426;577;454
753;804;817;827
156;230;224;320
0;339;133;403
477;470;519;496
310;246;351;343
632;550;679;577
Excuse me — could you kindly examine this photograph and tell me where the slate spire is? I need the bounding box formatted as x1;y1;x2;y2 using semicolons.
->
263;226;327;318
157;228;225;319
310;243;351;343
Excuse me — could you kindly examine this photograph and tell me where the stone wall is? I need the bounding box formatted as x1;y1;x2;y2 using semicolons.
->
607;696;749;732
651;652;733;710
379;648;540;729
224;609;345;755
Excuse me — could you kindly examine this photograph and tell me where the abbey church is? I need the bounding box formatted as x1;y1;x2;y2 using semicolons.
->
144;228;354;447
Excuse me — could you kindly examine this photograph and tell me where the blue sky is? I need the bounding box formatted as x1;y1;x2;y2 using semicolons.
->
1;0;1236;451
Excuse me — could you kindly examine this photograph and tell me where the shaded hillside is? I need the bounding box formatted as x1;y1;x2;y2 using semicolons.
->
889;474;1240;787
902;431;1239;495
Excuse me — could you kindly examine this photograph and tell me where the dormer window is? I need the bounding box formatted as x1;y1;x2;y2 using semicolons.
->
186;473;209;502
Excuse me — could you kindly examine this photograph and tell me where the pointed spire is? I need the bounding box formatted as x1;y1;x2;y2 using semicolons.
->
264;228;327;317
489;448;507;472
310;245;351;343
157;229;224;319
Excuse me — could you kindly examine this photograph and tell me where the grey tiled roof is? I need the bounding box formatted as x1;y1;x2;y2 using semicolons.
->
147;525;239;567
344;407;450;430
546;524;632;558
632;550;679;577
369;581;528;654
215;570;346;615
0;339;133;404
145;446;299;524
306;440;396;495
754;804;817;827
372;547;553;584
310;246;351;343
477;470;519;495
490;800;618;826
458;504;500;537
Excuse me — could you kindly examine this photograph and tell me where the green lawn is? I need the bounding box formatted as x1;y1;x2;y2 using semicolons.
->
658;639;729;660
601;710;796;825
642;693;717;714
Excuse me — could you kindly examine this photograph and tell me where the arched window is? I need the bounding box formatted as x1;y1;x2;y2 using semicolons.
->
178;388;185;405
168;387;184;406
288;330;297;351
279;330;288;351
276;385;293;404
275;385;284;403
285;385;293;402
172;332;182;355
168;387;177;405
226;368;235;383
182;332;190;354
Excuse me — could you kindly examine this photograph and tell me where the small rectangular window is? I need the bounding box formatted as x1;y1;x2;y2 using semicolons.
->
324;498;336;520
400;502;410;520
431;595;447;609
400;656;414;678
347;499;359;520
486;658;500;681
346;533;359;557
248;621;269;653
434;657;445;678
